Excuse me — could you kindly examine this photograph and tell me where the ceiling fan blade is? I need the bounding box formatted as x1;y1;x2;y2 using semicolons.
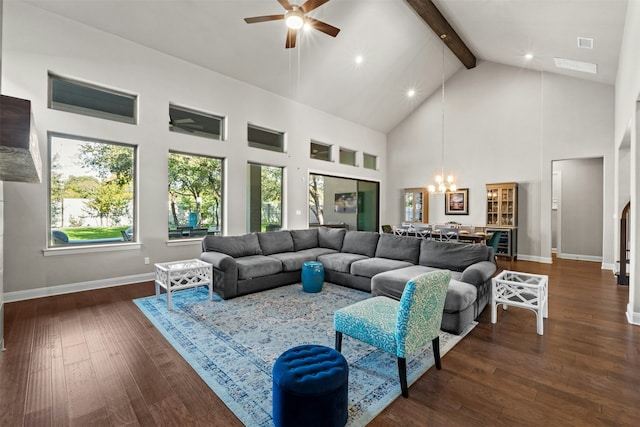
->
300;0;330;14
285;28;297;49
305;17;340;37
244;14;284;24
277;0;295;10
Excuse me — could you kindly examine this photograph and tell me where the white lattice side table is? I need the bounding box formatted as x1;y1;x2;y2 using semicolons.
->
491;270;549;335
155;259;213;310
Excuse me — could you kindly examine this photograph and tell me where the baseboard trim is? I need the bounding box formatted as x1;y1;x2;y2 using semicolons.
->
626;304;640;326
516;254;553;264
3;272;155;303
557;253;602;262
601;263;616;272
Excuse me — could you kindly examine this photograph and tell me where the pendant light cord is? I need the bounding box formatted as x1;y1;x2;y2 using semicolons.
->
441;34;446;171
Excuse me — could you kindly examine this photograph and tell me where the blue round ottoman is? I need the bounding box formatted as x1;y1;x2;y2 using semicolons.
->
302;261;325;293
272;344;349;427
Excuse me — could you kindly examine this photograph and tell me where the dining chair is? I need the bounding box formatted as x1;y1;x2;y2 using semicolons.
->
334;270;451;398
413;225;432;240
486;230;504;262
394;225;411;236
438;227;459;242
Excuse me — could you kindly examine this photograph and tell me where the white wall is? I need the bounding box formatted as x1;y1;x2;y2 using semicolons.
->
0;2;386;298
615;1;640;325
388;60;614;264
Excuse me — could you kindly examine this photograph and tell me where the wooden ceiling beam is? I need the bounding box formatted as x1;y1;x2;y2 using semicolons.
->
405;0;476;69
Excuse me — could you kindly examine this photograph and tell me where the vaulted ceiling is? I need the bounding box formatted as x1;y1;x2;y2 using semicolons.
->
21;0;629;133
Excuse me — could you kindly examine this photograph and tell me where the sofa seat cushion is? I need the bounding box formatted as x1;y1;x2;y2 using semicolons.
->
317;253;368;273
268;251;322;272
350;257;414;279
236;255;283;280
370;265;476;313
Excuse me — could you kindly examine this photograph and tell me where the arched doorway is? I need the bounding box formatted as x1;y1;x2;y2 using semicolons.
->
618;201;631;286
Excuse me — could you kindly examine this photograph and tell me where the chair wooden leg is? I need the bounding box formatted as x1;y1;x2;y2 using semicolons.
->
432;336;441;370
397;357;408;398
335;331;343;352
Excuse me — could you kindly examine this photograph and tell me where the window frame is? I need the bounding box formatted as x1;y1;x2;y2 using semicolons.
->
169;103;226;141
247;123;285;153
247;162;284;232
48;73;137;124
167;150;225;240
339;147;357;166
363;152;377;170
46;132;138;252
310;140;333;162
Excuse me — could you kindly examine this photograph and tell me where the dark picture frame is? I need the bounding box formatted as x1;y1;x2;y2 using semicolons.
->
445;188;469;215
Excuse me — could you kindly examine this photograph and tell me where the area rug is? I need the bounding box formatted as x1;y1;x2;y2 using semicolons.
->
134;283;475;427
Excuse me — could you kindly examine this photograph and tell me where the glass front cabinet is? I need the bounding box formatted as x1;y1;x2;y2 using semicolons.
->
486;182;518;259
486;182;518;227
404;188;428;223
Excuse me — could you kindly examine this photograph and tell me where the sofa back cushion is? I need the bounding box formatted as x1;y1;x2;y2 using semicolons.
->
290;229;319;251
374;234;421;264
419;240;492;272
318;227;346;251
341;231;380;258
257;230;295;255
202;233;262;258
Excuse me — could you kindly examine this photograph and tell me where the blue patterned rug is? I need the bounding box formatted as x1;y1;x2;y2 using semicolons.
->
134;283;475;426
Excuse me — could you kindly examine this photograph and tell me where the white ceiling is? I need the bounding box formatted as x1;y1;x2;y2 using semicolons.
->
21;0;629;133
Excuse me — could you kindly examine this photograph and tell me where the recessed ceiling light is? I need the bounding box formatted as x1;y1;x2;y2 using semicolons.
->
554;57;597;74
355;55;364;65
407;89;416;98
524;53;534;60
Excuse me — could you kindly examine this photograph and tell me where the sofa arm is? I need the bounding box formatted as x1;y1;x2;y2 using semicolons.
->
201;251;239;299
460;261;497;288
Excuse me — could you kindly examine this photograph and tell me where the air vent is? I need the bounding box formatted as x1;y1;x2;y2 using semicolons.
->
554;57;597;75
577;37;593;49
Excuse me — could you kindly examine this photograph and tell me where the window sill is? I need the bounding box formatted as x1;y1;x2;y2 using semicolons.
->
166;238;203;247
43;242;142;256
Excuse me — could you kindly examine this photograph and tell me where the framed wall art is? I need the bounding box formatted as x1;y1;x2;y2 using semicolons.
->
445;188;469;215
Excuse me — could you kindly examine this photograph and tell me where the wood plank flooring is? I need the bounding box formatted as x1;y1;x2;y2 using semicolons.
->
1;257;639;426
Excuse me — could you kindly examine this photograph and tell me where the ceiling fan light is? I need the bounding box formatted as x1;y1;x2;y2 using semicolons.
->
285;9;305;29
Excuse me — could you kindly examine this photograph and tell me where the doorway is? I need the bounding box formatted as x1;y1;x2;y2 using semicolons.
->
551;158;604;261
309;173;379;231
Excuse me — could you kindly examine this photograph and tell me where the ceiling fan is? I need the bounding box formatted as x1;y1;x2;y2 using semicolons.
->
169;117;203;133
244;0;340;49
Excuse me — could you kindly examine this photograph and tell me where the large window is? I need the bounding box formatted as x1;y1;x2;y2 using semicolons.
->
49;134;136;247
168;152;223;239
48;73;137;124
247;163;283;232
248;124;285;152
169;104;225;140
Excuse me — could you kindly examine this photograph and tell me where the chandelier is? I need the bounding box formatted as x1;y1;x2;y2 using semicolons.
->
428;34;457;194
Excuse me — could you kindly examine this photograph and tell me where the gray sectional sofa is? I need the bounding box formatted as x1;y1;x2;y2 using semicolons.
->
201;227;497;334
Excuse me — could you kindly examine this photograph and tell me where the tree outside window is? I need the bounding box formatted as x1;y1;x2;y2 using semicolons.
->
168;152;223;238
49;135;135;246
247;163;282;232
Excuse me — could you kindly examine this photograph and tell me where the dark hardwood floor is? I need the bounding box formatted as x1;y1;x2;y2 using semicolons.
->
1;257;639;426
